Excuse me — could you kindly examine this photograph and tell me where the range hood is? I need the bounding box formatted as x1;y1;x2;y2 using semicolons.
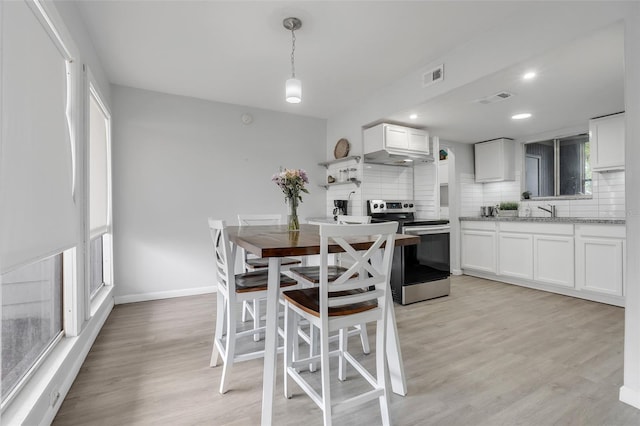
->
363;149;434;167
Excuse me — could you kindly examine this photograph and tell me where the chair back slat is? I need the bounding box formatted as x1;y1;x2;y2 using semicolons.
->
327;289;384;307
237;214;284;226
336;215;371;225
319;222;397;309
208;218;236;295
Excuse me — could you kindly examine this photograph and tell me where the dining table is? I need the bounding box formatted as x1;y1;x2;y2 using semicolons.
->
226;223;419;426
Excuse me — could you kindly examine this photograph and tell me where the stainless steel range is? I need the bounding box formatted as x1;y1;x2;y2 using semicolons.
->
367;199;451;304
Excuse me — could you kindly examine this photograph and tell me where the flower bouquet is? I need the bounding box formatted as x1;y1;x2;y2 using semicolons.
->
272;168;309;231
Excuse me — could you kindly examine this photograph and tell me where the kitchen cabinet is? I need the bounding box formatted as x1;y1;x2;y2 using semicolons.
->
575;224;625;296
498;232;533;279
590;113;625;171
533;234;574;287
474;138;515;182
461;221;496;273
461;219;626;306
439;160;448;185
363;123;430;154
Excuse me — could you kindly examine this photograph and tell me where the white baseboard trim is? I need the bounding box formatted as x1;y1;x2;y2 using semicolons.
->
114;285;216;305
620;386;640;409
451;269;463;276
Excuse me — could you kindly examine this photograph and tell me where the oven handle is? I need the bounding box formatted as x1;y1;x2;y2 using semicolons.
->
403;225;450;235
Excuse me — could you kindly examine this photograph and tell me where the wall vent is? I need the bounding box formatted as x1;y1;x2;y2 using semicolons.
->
475;91;515;104
423;64;444;87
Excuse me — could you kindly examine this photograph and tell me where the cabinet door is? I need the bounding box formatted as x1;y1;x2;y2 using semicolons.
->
439;160;449;185
575;237;624;296
384;124;408;150
498;233;533;279
475;140;504;182
461;230;496;273
590;113;624;171
533;235;574;287
407;128;429;153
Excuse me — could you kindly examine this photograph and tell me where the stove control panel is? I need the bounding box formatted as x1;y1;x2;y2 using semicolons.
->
368;199;416;214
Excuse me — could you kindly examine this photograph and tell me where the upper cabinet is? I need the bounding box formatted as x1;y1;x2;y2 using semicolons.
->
474;138;515;183
364;123;430;154
590;112;625;172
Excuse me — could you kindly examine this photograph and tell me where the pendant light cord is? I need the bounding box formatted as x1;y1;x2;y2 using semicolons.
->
290;28;296;78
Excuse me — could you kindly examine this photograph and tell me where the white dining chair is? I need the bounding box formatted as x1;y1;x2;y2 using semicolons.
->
208;218;300;394
237;214;302;341
282;221;397;425
288;215;372;366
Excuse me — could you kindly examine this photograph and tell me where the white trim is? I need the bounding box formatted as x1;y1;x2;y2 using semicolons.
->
114;285;216;305
620;386;640;410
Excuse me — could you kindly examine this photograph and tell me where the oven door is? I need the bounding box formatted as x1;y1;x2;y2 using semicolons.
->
401;225;450;285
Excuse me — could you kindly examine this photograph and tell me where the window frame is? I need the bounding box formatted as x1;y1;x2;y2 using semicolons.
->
85;72;114;317
522;132;593;200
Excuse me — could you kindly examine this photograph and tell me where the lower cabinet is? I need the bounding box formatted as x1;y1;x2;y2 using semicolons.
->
461;229;496;273
575;224;625;297
533;235;574;287
461;220;625;306
498;232;533;279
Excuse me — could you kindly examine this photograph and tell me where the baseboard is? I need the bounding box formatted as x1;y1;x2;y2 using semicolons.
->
114;285;216;304
451;268;463;276
620;386;640;409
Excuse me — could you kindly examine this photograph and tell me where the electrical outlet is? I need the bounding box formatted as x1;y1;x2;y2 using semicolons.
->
50;389;61;407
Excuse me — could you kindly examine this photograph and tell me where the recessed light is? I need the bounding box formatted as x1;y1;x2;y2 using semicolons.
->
403;158;414;163
409;114;418;120
523;71;536;80
512;113;532;120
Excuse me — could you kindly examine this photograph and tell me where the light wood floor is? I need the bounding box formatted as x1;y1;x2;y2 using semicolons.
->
53;275;640;425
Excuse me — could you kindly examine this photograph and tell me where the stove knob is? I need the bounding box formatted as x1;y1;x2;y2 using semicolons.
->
403;203;408;208
380;204;385;209
373;204;378;209
409;203;414;208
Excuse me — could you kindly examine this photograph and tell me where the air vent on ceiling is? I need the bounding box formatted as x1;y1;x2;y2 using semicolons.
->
475;91;514;104
423;64;444;88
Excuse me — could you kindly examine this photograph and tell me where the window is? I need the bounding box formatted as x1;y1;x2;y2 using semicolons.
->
1;254;64;401
524;134;591;197
88;83;112;301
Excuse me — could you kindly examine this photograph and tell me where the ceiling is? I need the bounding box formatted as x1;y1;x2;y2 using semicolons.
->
76;1;624;144
387;22;624;144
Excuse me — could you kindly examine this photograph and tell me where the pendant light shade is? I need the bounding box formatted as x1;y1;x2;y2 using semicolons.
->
283;17;302;104
285;78;302;103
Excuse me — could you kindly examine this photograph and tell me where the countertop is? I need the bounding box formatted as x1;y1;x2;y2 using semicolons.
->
306;216;337;224
459;216;625;224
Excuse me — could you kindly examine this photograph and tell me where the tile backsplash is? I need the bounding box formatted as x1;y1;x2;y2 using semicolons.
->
460;170;625;218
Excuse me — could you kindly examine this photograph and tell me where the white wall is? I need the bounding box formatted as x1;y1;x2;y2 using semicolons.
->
111;85;327;302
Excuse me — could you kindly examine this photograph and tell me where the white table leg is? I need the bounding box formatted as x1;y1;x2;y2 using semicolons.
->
386;289;408;396
261;257;281;425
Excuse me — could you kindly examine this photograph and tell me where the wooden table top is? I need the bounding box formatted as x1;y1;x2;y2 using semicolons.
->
227;223;419;258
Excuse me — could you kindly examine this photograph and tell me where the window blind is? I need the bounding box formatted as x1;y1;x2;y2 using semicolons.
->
0;0;77;272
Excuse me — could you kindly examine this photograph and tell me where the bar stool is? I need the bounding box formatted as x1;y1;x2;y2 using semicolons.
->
208;218;300;394
282;222;396;425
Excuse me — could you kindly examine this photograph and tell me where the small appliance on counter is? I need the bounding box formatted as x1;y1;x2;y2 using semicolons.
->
480;206;496;217
333;200;348;220
367;199;450;305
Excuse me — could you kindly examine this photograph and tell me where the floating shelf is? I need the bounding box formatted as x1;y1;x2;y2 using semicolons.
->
319;178;361;190
318;155;361;169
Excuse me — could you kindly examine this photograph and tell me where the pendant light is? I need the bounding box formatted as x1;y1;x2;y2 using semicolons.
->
283;17;302;104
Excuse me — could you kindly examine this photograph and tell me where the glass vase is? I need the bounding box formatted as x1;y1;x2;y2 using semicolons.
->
287;197;300;231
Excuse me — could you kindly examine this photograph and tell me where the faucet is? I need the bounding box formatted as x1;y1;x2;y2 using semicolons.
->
538;204;557;217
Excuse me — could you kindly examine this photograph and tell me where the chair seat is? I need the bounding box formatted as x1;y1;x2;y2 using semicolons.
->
246;257;301;269
289;265;357;284
282;287;377;317
235;270;297;293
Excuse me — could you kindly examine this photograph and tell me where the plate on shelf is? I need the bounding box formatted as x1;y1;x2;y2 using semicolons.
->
334;138;350;159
